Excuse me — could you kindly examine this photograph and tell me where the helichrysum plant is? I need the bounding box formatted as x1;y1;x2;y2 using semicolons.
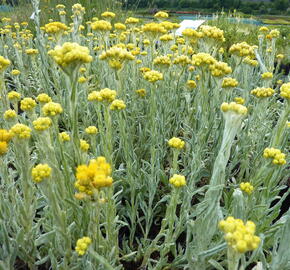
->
0;3;289;270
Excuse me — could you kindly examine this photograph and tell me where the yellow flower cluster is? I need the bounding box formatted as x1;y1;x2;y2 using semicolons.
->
276;54;284;60
220;102;248;115
99;46;135;70
187;80;197;89
143;70;163;83
114;23;126;31
75;157;113;195
169;174;186;188
110;99;126;110
80;139;90;152
222;77;238;88
243;57;258;67
59;132;70;142
261;72;273;79
135;89;146;97
44;22;68;34
182;28;202;39
0;55;10;72
0;129;12;155
8;91;21;101
234;97;245;105
125;17;139;24
20;97;36;111
33;117;52;131
160;21;179;30
173;55;191;66
191;53;216;67
88;88;117;103
259;26;269;33
267;29;280;39
101;11;116;19
75;237;92;256
263;148;286;165
154;11;169;19
36;93;52;104
4;109;17;120
48;42;92;68
26;49;39;55
91;20;112;31
11;69;20;76
251;87;274;98
199;25;225;42
32;164;52;183
42;102;63;116
240;182;254;195
10;123;31;139
72;3;85;15
142;23;167;36
209;61;232;77
280;82;290;99
153;55;171;67
219;217;260;253
85;126;98;135
229;42;255;57
168;137;185;149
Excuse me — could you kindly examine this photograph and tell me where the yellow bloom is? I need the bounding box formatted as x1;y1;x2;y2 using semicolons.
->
280;82;290;99
75;157;113;195
11;69;20;76
135;89;146;97
80;139;90;152
114;23;126;31
44;21;68;34
8;91;21;101
25;49;39;55
153;55;171;67
4;109;17;120
240;182;254;194
59;132;70;142
222;78;238;88
33;117;52;131
143;70;163;83
168;137;185;149
259;26;269;33
0;141;8;155
91;20;112;31
101;11;116;19
32;164;52;183
192;53;216;67
75;237;92;256
10;123;31;139
251;87;274;98
36;93;52;104
48;42;92;70
229;42;255;57
85;126;98;135
0;129;13;142
125;17;139;24
142;22;167;37
186;80;197;89
78;76;87;83
276;54;284;60
169;174;186;187
234;97;245;105
0;55;10;72
42;102;63;116
220;102;247;115
219;217;260;253
261;72;273;79
173;55;191;66
243;57;258;67
263;147;286;165
20;97;36;111
110;99;126;110
154;11;169;19
199;25;225;42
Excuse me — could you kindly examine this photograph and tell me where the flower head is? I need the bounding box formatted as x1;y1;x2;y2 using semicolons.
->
33;117;52;131
85;126;98;135
219;217;260;253
110;99;126;110
0;55;10;72
10;124;31;139
75;237;92;256
168;137;185;149
32;164;52;183
240;182;254;194
263;148;286;165
59;132;70;142
75;157;113;195
42;102;63;116
20;97;36;111
169;174;186;187
143;70;163;83
280;82;290;99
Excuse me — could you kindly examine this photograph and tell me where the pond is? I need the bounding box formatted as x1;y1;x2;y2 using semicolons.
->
177;14;263;25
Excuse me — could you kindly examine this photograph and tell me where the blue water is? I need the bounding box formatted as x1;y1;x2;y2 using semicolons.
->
0;5;13;12
177;15;263;25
